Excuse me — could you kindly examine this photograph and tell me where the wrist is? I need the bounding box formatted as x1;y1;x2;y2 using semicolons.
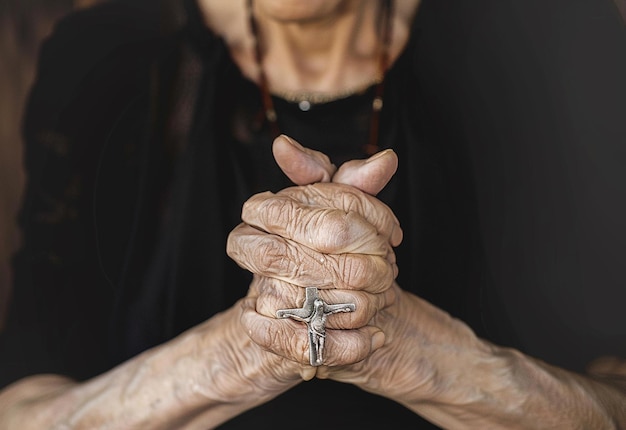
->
173;302;305;423
6;304;293;429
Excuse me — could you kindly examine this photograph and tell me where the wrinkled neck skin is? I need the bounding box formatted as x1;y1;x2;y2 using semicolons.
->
197;0;420;95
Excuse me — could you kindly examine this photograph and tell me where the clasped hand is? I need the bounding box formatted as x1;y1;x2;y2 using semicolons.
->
227;134;401;366
227;136;486;406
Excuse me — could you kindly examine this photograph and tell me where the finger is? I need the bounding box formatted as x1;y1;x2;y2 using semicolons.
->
241;196;390;255
332;149;398;196
241;297;385;366
227;224;396;293
243;184;402;249
587;356;626;376
277;183;403;247
272;137;398;197
271;139;402;246
250;277;397;328
271;140;402;245
272;135;337;185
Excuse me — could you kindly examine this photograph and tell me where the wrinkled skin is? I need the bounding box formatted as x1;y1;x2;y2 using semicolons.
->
227;135;405;376
227;135;487;406
227;136;626;430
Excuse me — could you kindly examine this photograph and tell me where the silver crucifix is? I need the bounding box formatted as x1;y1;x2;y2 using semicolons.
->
276;287;356;366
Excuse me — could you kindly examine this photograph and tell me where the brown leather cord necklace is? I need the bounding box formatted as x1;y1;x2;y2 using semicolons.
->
247;0;394;156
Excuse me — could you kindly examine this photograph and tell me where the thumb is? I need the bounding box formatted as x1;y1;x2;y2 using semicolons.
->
332;149;398;196
272;135;337;185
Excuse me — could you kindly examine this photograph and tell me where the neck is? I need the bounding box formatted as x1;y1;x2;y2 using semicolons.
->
253;0;382;94
197;0;420;95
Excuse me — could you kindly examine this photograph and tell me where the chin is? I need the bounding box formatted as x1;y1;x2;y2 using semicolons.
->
254;0;351;23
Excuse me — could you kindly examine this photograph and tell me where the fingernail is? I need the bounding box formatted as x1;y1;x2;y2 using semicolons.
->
300;366;317;381
371;331;386;351
365;149;393;163
280;134;304;150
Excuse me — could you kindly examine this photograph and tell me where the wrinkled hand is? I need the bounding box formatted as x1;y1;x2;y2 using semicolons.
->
227;136;490;410
227;135;403;368
229;180;402;365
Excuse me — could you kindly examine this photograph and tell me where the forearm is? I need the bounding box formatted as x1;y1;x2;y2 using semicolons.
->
0;305;298;429
409;344;625;429
383;291;626;429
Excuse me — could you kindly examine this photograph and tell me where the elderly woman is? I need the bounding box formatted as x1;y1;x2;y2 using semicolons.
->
1;0;625;428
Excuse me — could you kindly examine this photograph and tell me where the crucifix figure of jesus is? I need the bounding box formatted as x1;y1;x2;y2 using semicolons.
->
276;287;356;366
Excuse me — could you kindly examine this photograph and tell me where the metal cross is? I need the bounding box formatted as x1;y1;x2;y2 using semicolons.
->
276;287;356;366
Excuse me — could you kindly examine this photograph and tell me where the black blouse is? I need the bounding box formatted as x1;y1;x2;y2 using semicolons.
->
2;0;625;428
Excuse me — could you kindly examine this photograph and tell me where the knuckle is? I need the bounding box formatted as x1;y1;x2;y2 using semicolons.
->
225;225;246;261
356;294;379;325
240;304;268;346
263;198;296;229
335;254;393;292
252;236;299;276
255;321;277;350
336;254;366;289
328;332;368;365
241;192;272;220
307;210;352;253
350;294;380;327
278;322;310;364
254;279;302;318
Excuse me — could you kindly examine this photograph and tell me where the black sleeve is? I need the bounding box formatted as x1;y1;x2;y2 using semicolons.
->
0;1;161;388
